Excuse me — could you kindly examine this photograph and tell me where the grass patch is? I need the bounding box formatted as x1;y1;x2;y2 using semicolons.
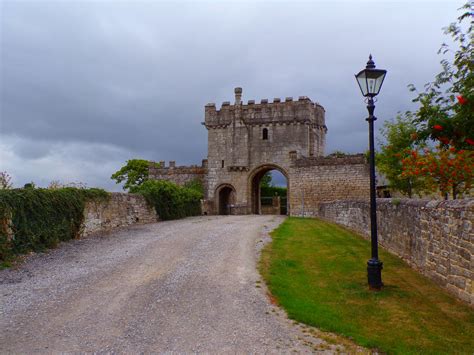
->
260;217;474;354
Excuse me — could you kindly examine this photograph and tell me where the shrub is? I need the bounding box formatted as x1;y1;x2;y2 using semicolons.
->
0;187;109;262
391;198;401;207
260;185;287;198
184;178;204;195
136;180;202;220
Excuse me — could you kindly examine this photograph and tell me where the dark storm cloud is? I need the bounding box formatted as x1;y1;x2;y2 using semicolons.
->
0;0;465;189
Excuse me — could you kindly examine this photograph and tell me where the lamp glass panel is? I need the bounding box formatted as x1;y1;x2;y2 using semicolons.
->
367;78;377;95
373;72;386;95
366;69;386;95
356;72;368;96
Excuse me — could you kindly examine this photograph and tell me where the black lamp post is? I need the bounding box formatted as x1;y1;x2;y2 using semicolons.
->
355;55;387;290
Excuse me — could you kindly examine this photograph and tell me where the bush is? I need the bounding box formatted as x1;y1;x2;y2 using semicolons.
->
0;187;109;263
136;180;202;221
184;178;204;195
260;185;287;198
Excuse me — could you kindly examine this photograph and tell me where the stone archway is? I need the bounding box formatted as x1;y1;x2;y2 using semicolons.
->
248;164;289;215
216;184;236;215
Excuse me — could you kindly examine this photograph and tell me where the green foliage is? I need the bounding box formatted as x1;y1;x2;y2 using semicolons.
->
0;187;109;262
0;171;13;189
260;172;273;188
260;185;287;198
328;150;349;158
259;172;287;198
408;2;473;149
260;217;474;353
377;114;428;197
184;178;204;195
135;180;202;221
111;159;153;192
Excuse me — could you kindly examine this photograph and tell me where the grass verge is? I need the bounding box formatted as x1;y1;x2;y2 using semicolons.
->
259;217;474;354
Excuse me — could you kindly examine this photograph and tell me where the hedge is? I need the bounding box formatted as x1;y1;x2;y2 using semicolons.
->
135;180;202;220
261;185;287;198
0;187;109;263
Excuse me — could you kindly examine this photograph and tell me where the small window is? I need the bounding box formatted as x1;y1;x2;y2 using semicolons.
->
262;128;268;140
221;160;225;168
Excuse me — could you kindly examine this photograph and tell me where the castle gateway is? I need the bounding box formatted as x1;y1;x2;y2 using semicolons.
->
150;88;370;216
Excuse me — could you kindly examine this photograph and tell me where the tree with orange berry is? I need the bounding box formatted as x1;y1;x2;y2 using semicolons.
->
401;147;473;199
378;3;473;199
408;2;473;150
377;115;429;197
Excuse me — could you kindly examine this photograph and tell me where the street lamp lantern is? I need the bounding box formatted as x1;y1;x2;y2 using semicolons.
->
355;55;387;290
355;55;387;97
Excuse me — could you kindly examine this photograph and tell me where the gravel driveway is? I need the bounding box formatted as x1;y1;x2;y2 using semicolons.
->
0;215;354;353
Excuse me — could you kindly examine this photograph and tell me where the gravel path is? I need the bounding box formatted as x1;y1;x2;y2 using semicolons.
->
0;215;355;353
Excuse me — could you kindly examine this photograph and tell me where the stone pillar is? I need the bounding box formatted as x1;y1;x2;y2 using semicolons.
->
234;87;242;105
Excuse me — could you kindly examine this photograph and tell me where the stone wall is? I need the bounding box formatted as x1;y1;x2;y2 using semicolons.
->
317;199;473;306
289;154;370;216
149;160;208;195
82;193;157;237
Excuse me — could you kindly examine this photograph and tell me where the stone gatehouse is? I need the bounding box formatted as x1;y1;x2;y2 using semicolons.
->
150;88;370;215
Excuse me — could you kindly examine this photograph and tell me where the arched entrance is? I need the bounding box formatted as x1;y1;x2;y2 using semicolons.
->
216;184;236;215
248;164;289;215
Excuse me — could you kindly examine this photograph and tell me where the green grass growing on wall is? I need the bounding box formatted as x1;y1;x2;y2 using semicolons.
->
260;217;474;354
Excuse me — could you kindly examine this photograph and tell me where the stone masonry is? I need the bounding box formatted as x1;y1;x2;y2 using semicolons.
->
318;199;474;306
290;154;370;216
82;193;157;237
150;88;370;215
149;160;208;196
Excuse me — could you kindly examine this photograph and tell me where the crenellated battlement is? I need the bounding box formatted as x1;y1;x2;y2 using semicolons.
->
204;89;326;130
149;159;208;174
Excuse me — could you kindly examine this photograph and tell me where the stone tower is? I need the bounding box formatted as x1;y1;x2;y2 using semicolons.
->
204;88;327;214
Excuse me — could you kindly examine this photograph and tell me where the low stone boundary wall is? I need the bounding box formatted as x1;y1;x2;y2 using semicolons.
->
82;193;158;237
317;199;473;306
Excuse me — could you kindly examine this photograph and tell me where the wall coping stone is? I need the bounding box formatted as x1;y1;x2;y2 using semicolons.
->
294;154;367;166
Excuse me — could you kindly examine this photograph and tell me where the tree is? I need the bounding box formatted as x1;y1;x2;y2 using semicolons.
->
409;2;473;149
379;2;473;199
111;159;152;192
260;172;273;188
377;115;428;197
0;172;13;190
401;146;473;199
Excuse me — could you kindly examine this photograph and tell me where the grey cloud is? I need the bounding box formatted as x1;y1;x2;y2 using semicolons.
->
0;0;465;188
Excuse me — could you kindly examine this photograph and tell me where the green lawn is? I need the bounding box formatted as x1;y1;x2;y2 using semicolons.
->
260;217;474;354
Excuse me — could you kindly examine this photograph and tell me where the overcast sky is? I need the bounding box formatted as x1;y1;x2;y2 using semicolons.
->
0;0;466;190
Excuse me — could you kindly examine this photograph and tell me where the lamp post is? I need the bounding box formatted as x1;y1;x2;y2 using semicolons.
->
355;55;387;290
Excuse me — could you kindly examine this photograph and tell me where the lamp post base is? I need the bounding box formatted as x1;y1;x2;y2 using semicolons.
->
367;258;383;290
